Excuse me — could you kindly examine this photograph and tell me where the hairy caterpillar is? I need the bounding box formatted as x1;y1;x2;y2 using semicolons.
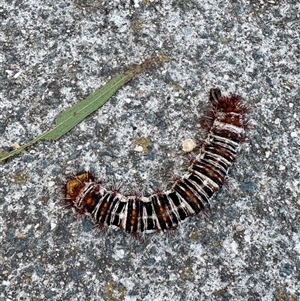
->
64;89;248;235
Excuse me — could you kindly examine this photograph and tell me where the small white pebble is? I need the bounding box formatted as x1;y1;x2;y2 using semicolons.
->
113;249;125;260
290;131;297;138
265;151;272;158
279;165;285;171
50;222;57;230
48;181;55;188
13;70;23;79
236;225;243;232
134;145;144;152
12;142;20;149
182;138;197;152
5;70;14;77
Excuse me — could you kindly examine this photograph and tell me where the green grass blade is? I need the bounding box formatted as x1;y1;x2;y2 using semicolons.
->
45;57;159;140
0;57;160;163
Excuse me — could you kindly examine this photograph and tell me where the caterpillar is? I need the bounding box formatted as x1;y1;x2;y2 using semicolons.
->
64;88;248;235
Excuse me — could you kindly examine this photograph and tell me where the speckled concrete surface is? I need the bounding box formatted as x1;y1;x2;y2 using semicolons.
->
1;1;299;300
